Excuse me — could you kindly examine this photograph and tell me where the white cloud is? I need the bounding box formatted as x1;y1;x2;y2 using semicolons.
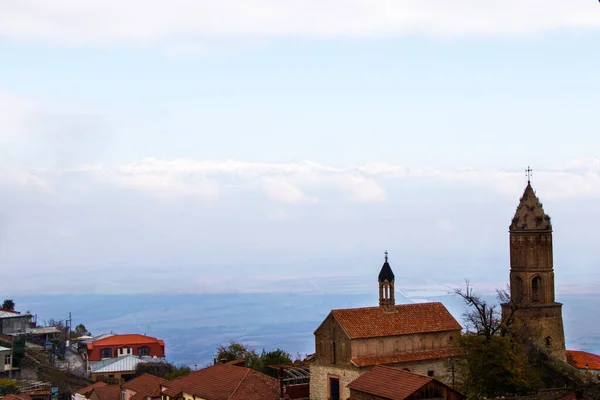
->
0;1;597;48
262;177;318;205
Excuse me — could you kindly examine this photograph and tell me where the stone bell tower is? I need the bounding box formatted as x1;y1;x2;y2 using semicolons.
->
378;251;395;311
502;167;566;361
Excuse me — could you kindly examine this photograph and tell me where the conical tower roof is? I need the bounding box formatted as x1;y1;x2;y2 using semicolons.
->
510;182;552;232
378;251;395;282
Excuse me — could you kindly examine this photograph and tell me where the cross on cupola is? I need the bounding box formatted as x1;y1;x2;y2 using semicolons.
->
526;166;533;184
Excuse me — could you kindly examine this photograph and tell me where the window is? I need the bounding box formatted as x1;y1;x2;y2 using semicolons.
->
101;348;113;358
138;346;149;356
427;370;434;377
5;354;11;365
514;276;524;303
532;276;543;303
545;336;552;347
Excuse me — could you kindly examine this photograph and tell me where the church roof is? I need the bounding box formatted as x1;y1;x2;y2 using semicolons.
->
378;261;395;282
510;182;552;232
330;302;461;339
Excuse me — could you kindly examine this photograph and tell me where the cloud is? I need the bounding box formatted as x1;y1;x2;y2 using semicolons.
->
6;157;600;203
0;1;597;49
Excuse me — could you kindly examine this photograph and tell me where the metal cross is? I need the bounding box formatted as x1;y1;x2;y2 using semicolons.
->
525;166;533;183
384;250;388;262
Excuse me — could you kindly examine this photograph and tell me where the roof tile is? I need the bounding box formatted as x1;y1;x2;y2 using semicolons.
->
163;360;279;400
331;302;461;339
122;374;166;400
567;350;600;370
347;365;433;400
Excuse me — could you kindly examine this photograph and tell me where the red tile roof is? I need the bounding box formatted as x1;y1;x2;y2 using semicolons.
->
559;393;578;400
351;347;463;367
162;360;280;400
90;334;165;347
122;374;166;400
330;302;461;339
91;385;121;400
348;365;433;400
3;394;33;400
76;382;108;397
567;350;600;370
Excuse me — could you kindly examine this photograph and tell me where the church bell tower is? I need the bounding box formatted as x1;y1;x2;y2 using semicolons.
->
378;251;395;311
502;167;566;361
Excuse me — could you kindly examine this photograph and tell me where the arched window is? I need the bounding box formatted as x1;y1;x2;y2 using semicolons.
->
402;368;411;372
545;336;552;347
514;276;524;303
532;276;544;303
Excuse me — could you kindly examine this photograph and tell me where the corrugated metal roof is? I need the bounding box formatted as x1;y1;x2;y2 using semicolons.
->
90;355;166;374
0;310;24;319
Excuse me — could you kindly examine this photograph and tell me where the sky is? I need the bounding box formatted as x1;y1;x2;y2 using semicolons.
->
1;1;600;296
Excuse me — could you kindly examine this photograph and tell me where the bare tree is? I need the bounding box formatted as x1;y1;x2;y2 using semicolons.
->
453;279;518;339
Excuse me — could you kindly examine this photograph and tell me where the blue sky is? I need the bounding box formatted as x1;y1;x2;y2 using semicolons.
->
1;1;600;296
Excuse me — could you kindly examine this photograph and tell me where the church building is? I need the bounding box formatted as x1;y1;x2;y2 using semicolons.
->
310;253;462;400
501;174;567;361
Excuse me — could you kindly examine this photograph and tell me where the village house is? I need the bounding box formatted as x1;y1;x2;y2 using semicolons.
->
0;310;31;335
87;334;165;362
566;350;600;377
347;365;464;400
88;385;122;400
90;354;166;382
310;253;462;400
121;373;165;400
160;359;281;400
72;382;109;400
0;345;14;377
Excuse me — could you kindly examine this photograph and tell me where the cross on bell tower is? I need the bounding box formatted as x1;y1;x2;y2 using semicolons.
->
526;166;533;183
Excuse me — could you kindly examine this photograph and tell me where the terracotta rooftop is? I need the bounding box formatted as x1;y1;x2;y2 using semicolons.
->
162;360;280;400
351;347;463;367
122;373;166;400
89;334;165;347
567;350;600;370
329;302;461;339
510;183;552;232
90;385;121;400
3;394;33;400
75;381;108;396
347;365;434;400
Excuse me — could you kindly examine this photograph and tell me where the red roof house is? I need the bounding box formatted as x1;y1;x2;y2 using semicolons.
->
567;350;600;374
161;360;280;400
122;373;166;400
87;334;165;362
347;365;464;400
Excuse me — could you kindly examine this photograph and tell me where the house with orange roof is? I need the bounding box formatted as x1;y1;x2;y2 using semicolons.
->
72;382;108;400
160;360;281;400
88;385;121;400
310;253;462;400
121;373;165;400
347;365;464;400
567;350;600;377
87;334;165;362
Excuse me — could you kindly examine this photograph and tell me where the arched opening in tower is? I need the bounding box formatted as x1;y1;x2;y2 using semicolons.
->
514;276;524;303
532;276;544;303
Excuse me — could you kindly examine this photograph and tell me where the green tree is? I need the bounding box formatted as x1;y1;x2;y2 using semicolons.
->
164;365;192;380
1;299;15;311
71;324;91;338
453;281;541;398
12;336;26;367
216;341;261;369
258;349;293;378
0;378;19;395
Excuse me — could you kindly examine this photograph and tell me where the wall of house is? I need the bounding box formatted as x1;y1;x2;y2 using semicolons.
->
0;316;30;335
350;330;459;358
385;359;454;385
309;364;360;400
313;314;352;367
91;370;136;382
88;342;165;361
0;349;10;372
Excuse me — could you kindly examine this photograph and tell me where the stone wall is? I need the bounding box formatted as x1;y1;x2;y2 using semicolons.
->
309;364;360;400
350;331;458;358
